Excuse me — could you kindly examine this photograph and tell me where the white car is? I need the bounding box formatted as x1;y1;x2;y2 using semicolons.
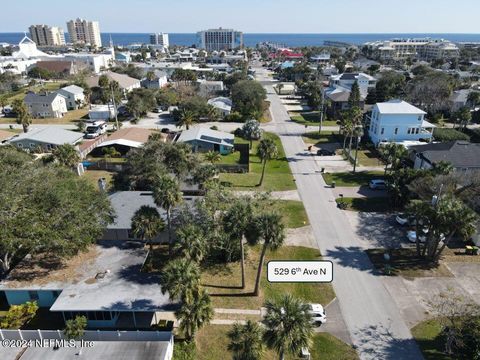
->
396;214;416;226
307;303;326;324
407;230;445;243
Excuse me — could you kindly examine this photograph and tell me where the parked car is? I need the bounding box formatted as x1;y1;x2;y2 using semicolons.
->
161;128;171;134
317;148;334;156
369;179;387;190
306;303;326;325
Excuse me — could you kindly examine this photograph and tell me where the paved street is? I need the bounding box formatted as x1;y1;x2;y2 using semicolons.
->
256;66;423;359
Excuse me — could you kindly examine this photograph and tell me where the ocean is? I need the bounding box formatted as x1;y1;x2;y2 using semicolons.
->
1;32;480;47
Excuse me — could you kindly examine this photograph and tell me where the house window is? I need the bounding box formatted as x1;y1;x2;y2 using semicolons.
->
381;128;385;135
415;128;420;134
394;128;398;135
418;116;422;121
28;291;39;301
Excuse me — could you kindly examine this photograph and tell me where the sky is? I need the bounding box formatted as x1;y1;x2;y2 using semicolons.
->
1;0;479;33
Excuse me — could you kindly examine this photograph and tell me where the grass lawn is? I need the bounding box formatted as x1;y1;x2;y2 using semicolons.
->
200;245;335;309
273;200;309;228
0;108;88;125
322;171;384;187
336;197;392;212
355;149;383;167
2;82;63;103
82;170;114;191
192;325;358;360
302;131;343;145
290;111;338;127
411;318;450;360
219;132;296;191
366;248;453;279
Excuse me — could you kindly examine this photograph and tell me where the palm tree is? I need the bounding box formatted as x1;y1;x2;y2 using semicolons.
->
223;198;253;289
64;315;87;341
177;109;196;130
467;91;480;109
174;224;206;263
146;71;156;81
263;294;314;360
153;175;183;255
257;138;278;187
160;258;200;302
250;212;285;296
227;320;264;360
204;150;221;164
131;205;165;250
52;144;80;169
175;288;213;341
12;99;31;133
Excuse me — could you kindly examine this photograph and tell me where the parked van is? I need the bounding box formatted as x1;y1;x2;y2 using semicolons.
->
85;121;107;139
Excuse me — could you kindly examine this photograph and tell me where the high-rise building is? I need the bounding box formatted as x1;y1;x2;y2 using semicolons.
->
29;25;66;46
67;18;102;48
197;28;243;52
150;33;169;48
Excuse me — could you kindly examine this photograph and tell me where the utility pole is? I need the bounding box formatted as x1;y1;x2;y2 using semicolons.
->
110;85;119;131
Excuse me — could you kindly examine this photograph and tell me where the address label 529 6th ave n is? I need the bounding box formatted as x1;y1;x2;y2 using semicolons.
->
267;261;333;283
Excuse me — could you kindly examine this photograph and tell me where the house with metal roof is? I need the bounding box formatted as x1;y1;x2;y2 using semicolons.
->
56;84;85;110
8;127;84;152
86;71;141;93
367;100;435;146
175;127;234;154
24;91;68;118
207;97;232;117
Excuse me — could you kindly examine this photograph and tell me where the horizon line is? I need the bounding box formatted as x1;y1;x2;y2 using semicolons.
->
1;31;480;35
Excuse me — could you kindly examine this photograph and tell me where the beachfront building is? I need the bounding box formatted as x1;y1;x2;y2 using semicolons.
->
67;18;102;48
197;28;243;51
29;24;66;46
367;100;435;146
150;33;169;48
364;38;459;62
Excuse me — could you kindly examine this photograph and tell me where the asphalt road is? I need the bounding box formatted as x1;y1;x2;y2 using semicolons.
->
257;66;423;359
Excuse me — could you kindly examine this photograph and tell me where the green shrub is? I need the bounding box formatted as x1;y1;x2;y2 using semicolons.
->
433;128;470;142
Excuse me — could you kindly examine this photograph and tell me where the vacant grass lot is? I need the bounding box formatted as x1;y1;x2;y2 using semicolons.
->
189;325;358;360
2;82;62;103
201;245;335;309
322;171;384;187
302;131;344;145
366;248;453;278
355;149;383;167
290;111;338;127
219;132;296;191
273;200;309;228
336;197;392;212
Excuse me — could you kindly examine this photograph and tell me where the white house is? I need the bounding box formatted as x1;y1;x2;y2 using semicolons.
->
56;85;85;110
24;92;67;118
367;100;435;146
328;72;377;95
89;104;116;120
207;97;232;117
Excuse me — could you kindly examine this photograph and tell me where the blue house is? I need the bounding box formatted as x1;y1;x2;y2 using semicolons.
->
175;127;234;155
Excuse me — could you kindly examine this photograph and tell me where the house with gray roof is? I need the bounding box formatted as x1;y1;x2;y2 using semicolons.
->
24;91;67;118
8;127;84;152
409;141;480;173
207;96;232;117
175;127;234;154
56;84;85;110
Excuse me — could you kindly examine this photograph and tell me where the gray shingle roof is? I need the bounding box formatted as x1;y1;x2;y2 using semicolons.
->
410;141;480;169
176;127;234;147
24;92;63;105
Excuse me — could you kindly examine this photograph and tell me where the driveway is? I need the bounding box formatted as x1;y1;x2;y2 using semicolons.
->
343;212;409;250
260;70;423;359
333;186;389;199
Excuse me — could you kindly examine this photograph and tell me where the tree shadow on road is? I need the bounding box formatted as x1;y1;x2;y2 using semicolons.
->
352;323;423;360
325;246;378;274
